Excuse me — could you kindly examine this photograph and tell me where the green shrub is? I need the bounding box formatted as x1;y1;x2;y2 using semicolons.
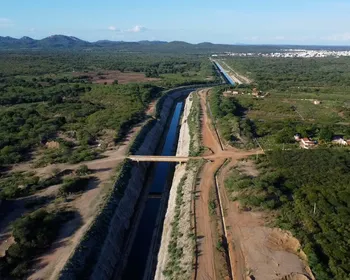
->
76;165;90;176
58;176;90;196
0;209;74;278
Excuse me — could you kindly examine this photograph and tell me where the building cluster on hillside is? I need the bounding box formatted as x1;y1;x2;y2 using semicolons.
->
212;49;350;58
223;87;268;98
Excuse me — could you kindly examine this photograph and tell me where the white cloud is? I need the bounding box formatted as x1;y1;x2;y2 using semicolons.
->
128;25;147;33
0;18;13;27
107;25;147;33
322;33;350;41
108;26;119;31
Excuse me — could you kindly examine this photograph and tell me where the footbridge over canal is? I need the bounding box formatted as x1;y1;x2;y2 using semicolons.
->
127;150;263;163
128;155;194;163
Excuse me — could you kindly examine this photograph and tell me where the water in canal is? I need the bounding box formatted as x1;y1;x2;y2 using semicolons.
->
214;61;235;85
122;101;184;280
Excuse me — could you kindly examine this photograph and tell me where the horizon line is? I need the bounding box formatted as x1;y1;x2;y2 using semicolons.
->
1;34;350;47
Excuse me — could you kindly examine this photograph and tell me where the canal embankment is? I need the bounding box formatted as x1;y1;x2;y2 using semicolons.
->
59;88;194;280
212;60;239;85
154;92;203;280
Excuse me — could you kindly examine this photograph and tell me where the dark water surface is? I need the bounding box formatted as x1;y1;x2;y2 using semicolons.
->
122;101;184;280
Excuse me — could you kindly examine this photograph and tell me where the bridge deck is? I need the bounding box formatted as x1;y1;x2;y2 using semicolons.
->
128;155;191;163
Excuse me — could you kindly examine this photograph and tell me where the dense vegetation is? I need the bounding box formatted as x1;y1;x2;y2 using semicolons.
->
223;56;350;91
209;86;256;148
0;82;161;167
0;209;74;279
0;50;220;170
210;56;350;150
226;150;350;280
0;171;63;200
0;51;217;85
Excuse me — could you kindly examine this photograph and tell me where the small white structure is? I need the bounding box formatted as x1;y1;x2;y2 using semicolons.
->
300;138;316;149
313;100;321;105
332;136;347;146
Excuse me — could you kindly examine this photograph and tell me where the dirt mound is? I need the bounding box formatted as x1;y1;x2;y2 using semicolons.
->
267;228;308;261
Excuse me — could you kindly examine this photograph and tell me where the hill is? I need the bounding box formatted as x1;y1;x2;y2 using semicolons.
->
0;35;286;53
2;34;350;54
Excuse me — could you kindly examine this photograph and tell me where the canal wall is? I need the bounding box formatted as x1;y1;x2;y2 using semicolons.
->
59;88;194;280
154;92;201;280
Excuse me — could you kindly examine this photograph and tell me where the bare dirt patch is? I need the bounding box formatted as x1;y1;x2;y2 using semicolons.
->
218;160;315;280
236;159;259;177
73;70;160;85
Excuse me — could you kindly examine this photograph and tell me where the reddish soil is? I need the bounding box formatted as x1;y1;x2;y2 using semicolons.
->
218;159;314;280
73;70;160;85
195;88;313;280
195;89;257;279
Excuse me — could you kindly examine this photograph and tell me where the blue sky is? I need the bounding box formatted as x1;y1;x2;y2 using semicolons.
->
1;0;350;45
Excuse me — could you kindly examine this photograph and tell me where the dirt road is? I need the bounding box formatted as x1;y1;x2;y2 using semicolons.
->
196;89;258;279
195;89;223;280
194;88;313;280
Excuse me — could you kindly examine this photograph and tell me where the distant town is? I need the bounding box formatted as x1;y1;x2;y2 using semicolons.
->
213;49;350;58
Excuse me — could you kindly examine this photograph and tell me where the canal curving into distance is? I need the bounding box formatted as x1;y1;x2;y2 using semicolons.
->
213;60;235;85
122;101;184;280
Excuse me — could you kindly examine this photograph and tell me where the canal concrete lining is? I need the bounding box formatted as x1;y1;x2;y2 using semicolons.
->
88;89;193;280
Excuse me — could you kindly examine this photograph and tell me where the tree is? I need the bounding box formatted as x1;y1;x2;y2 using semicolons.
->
275;127;294;144
112;79;118;85
319;127;333;142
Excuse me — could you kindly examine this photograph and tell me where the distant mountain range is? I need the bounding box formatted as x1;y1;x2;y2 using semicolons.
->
1;34;349;53
0;35;243;52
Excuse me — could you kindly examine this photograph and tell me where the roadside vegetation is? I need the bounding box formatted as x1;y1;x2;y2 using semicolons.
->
163;175;187;279
187;92;204;156
209;86;256;149
162;160;203;280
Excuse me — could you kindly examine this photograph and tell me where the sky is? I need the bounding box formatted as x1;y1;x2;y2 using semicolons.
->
1;0;350;45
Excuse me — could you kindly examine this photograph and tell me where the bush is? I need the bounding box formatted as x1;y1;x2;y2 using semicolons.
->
58;176;90;196
76;165;90;176
0;209;74;278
